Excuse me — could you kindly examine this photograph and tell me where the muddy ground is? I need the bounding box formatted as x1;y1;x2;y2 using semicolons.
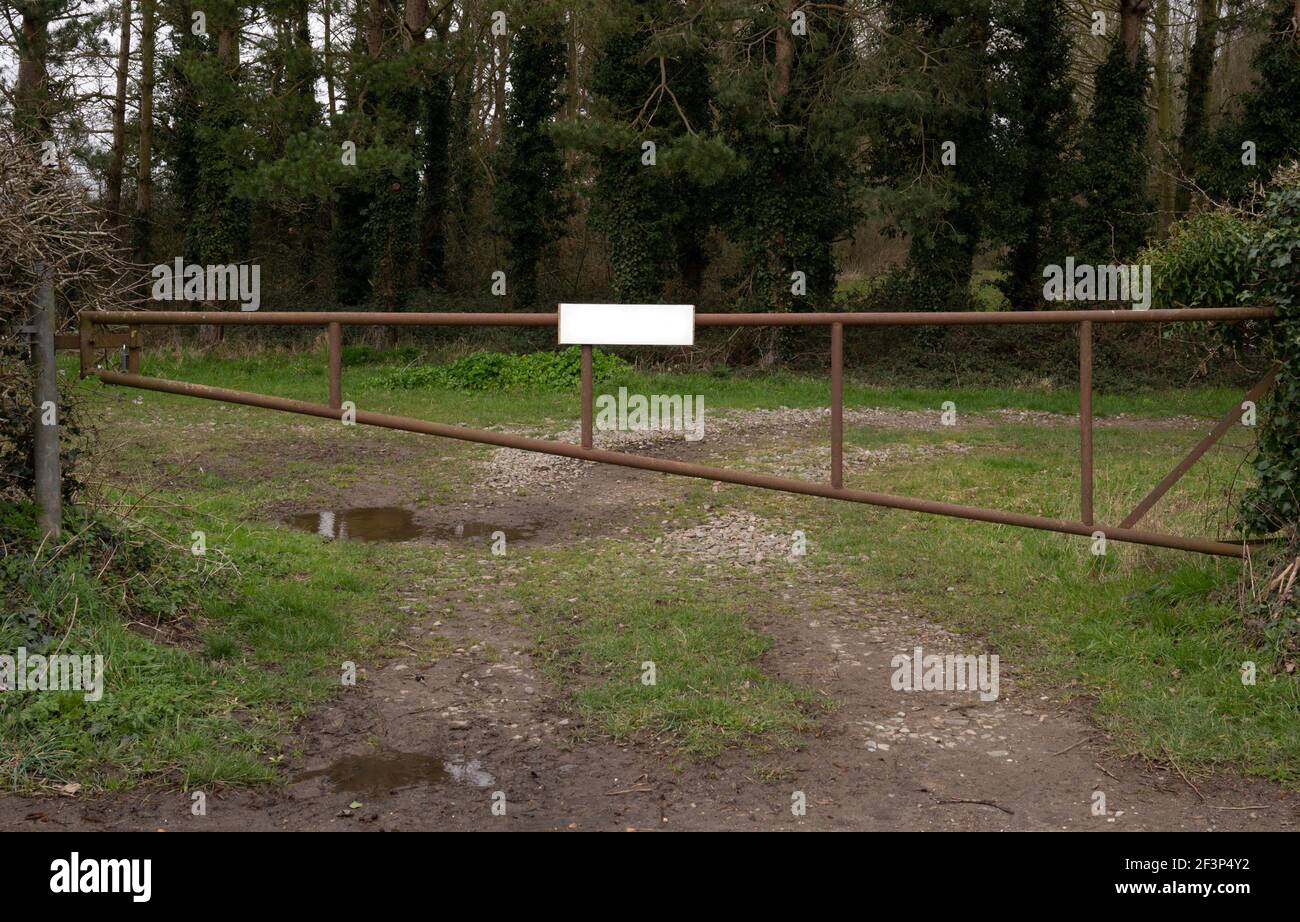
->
2;408;1296;832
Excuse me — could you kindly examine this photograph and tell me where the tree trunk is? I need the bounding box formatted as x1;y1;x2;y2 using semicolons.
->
367;0;383;56
404;0;427;44
494;30;507;144
105;0;132;224
1120;0;1151;65
323;0;336;118
134;0;156;260
772;1;794;106
1153;0;1174;234
13;3;52;142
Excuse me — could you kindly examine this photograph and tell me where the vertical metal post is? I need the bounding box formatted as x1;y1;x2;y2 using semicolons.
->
127;325;142;373
831;322;843;490
328;321;342;410
78;313;94;378
580;344;593;449
1079;319;1094;527
32;264;62;540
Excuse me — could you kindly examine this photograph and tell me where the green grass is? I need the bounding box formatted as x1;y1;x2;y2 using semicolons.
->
724;415;1299;782
0;496;444;791
12;346;1294;787
77;348;1250;424
519;546;818;756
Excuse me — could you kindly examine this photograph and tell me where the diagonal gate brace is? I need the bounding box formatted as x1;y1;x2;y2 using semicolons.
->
1120;369;1277;529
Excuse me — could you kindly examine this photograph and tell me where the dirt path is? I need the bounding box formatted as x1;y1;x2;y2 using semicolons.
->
3;409;1296;831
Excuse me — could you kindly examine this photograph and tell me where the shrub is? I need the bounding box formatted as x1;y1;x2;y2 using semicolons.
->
1241;166;1300;533
377;346;631;391
1141;210;1258;309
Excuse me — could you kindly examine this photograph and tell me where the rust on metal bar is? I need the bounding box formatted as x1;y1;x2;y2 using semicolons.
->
86;307;1274;329
92;369;1249;559
1120;369;1279;528
695;308;1274;327
1079;320;1094;526
580;344;593;449
127;325;142;374
328;322;342;410
831;322;844;489
78;318;94;378
89;311;560;327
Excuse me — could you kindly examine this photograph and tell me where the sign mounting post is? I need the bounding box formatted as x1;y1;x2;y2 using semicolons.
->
559;303;696;450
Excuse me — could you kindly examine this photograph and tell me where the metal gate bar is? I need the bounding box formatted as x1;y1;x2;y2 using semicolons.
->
1120;368;1278;528
78;306;1277;559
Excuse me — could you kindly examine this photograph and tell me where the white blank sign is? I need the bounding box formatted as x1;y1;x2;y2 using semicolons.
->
558;303;695;346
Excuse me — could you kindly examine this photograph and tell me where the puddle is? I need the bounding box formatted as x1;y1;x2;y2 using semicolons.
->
286;506;423;542
442;757;496;788
294;750;495;796
426;521;540;542
285;506;543;543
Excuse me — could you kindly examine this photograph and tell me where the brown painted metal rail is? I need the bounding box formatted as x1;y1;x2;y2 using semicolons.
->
77;307;1276;558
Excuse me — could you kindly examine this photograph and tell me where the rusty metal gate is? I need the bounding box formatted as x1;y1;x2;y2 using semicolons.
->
72;306;1276;558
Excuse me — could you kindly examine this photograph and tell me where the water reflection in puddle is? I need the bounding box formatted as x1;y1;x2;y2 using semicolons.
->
426;521;540;541
284;506;542;544
286;506;423;542
294;750;495;796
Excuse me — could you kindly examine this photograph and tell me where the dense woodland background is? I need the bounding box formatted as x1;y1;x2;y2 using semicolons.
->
1;0;1297;330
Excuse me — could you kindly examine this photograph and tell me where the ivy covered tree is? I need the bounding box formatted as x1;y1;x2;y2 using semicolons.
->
1242;166;1300;534
1200;0;1300;203
156;0;204;262
189;0;253;270
992;0;1077;308
715;1;863;315
569;0;714;302
1173;0;1219;217
1072;39;1154;263
492;4;569;311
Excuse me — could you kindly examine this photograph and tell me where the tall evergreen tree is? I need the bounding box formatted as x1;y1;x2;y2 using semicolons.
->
492;5;568;310
158;0;209;264
1174;0;1220;215
190;0;252;269
326;0;421;311
1072;39;1154;263
993;0;1077;307
866;0;994;310
575;0;713;301
716;2;862;314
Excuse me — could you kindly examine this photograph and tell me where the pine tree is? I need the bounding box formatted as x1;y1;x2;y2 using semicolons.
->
866;0;994;310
